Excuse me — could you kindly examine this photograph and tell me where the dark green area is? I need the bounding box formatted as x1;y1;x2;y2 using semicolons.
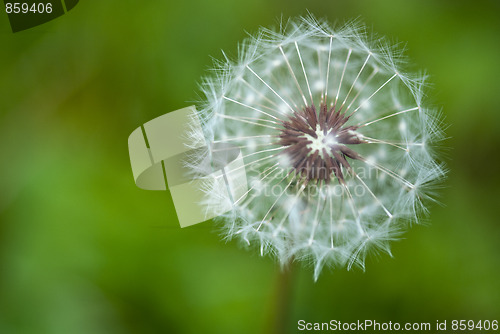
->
1;1;499;333
64;0;78;12
5;1;64;33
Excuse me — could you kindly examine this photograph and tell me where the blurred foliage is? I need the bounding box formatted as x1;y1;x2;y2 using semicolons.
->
1;1;499;333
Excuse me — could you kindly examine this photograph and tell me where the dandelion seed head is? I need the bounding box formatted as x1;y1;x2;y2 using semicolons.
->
190;16;446;280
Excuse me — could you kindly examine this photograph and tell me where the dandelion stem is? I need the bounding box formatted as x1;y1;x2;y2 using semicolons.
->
269;262;294;334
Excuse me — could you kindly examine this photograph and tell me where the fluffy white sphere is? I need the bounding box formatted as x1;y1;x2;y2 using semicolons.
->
190;16;445;280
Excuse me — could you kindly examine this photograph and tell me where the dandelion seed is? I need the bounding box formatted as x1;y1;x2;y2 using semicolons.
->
190;16;446;280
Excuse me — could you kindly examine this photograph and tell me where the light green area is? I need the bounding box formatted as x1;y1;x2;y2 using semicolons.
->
1;1;499;333
129;105;248;227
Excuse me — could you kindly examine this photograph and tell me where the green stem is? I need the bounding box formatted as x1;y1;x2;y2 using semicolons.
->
269;262;294;334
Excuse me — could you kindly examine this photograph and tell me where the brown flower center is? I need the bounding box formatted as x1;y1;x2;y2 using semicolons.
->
278;102;365;184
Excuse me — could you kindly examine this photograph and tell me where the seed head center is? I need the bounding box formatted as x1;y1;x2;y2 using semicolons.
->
278;102;365;184
306;126;337;158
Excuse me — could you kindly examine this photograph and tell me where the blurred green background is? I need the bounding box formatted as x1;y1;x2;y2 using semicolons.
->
1;1;499;333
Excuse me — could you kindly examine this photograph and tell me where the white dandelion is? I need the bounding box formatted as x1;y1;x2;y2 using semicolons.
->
189;16;445;280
